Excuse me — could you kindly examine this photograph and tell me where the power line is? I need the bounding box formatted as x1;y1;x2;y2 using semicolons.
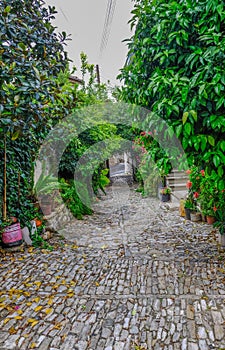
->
59;7;69;22
101;0;112;52
100;0;112;54
100;0;117;56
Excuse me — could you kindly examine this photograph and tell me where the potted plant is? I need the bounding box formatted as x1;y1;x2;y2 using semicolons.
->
33;165;69;216
197;171;220;224
198;195;216;224
160;186;172;202
184;197;197;220
33;166;60;216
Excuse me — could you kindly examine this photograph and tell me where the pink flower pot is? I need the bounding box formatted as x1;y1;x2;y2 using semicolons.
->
2;223;23;247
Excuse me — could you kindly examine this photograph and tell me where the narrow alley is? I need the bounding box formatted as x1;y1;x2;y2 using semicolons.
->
1;185;225;350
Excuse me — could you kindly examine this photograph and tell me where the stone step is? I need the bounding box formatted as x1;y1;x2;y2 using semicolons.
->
167;177;188;185
166;170;188;197
169;183;187;189
168;169;187;173
166;169;188;204
172;190;187;200
168;173;186;178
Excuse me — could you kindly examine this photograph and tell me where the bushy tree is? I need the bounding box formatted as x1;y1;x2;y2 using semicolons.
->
0;0;69;135
0;0;69;223
119;0;225;187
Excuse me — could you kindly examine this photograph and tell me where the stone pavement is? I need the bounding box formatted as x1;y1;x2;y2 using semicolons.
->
1;185;225;350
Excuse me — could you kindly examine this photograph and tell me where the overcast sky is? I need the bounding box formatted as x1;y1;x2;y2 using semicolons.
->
45;0;134;86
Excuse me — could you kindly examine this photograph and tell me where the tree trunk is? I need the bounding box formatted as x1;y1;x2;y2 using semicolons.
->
3;135;7;220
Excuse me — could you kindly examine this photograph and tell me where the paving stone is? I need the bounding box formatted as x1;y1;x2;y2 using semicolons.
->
197;326;207;339
187;304;195;320
74;340;88;350
188;342;199;350
37;337;52;350
182;338;188;350
114;341;125;350
211;310;223;324
187;320;196;339
1;185;225;349
3;335;20;350
214;324;224;340
199;339;207;350
58;335;77;350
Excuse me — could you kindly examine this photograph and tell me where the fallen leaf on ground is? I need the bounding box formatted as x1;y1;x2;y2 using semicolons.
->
34;306;42;312
3;318;10;324
27;318;39;327
44;308;53;314
32;297;40;303
14;315;22;320
9;326;17;334
34;281;42;288
52;322;62;330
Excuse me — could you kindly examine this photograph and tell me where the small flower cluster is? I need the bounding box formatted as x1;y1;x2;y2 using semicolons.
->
160;186;172;195
185;167;225;219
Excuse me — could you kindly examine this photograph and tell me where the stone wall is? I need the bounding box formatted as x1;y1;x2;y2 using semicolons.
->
44;203;74;231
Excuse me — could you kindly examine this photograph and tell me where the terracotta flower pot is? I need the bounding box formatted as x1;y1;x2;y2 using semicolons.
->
206;215;215;225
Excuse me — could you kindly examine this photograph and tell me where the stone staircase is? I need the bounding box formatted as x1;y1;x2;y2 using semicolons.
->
166;170;188;206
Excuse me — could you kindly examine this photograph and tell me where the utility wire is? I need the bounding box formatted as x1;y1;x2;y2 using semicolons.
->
100;0;112;54
100;0;117;56
101;0;112;51
59;7;69;22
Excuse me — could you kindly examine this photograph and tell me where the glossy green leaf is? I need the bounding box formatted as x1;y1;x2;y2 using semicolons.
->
182;112;189;124
208;135;215;146
184;122;191;135
213;155;220;167
189;110;197;122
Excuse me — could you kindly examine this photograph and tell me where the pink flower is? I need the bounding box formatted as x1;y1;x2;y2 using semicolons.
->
140;131;146;136
193;192;199;198
14;305;20;310
186;180;192;189
148;131;153;135
186;169;191;175
213;206;217;212
200;169;205;176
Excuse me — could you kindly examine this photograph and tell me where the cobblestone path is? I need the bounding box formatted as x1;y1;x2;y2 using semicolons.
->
1;185;225;350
